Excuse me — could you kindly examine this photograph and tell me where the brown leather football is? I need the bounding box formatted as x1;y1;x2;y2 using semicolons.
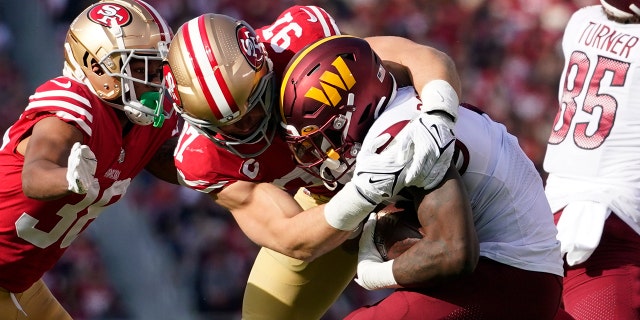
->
373;201;424;261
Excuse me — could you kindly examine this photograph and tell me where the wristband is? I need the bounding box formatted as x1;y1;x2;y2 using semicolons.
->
324;182;377;231
419;80;459;125
357;259;398;290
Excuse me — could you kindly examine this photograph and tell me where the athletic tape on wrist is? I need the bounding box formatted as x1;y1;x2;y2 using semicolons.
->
419;80;459;123
324;182;377;231
360;259;398;290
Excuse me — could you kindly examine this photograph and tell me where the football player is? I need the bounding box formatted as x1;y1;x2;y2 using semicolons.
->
0;0;178;318
279;35;569;319
543;1;640;318
164;7;460;319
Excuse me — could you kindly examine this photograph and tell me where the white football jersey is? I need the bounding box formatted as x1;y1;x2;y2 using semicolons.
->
543;5;640;236
368;87;564;276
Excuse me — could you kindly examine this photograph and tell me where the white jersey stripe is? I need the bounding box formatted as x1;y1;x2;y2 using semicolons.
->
26;100;94;124
54;110;92;136
307;6;340;36
177;169;227;193
30;90;92;108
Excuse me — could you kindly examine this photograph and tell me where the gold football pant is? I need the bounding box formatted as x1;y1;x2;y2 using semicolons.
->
0;279;72;320
242;189;358;319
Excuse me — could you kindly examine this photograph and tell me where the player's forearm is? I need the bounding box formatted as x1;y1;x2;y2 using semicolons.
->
393;168;478;287
225;183;352;261
22;163;70;200
274;204;354;261
262;215;352;262
365;36;462;98
392;235;474;287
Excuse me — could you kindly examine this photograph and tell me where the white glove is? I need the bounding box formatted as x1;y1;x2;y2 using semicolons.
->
354;213;399;290
354;112;455;192
401;113;456;190
419;79;459;128
66;142;98;194
324;127;413;231
323;113;455;231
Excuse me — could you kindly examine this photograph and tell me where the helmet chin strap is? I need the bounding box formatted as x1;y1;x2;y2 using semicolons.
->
319;154;349;191
319;163;339;191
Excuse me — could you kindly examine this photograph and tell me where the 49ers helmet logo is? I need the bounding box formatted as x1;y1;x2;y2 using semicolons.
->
88;3;132;27
163;64;181;107
237;25;265;70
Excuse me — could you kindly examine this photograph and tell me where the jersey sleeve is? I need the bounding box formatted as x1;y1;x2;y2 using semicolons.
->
25;77;97;138
174;123;238;194
256;5;341;77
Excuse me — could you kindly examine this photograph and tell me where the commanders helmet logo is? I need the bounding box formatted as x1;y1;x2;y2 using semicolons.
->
88;3;132;27
304;56;356;107
237;25;265;71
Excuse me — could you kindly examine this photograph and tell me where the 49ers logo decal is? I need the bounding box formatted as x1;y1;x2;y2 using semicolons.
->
163;64;181;107
237;25;265;70
88;3;132;27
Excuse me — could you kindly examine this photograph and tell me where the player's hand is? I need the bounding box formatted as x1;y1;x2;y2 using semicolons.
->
66;142;98;194
354;213;399;290
353;112;455;203
402;113;456;190
351;128;413;205
324;106;455;232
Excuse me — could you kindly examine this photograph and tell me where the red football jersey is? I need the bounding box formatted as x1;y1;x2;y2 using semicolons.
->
257;5;340;77
175;6;340;196
0;76;179;292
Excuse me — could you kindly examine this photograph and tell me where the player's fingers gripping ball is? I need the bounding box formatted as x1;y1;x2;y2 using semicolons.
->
355;212;397;290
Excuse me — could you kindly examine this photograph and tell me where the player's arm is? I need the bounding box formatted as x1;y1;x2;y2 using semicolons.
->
216;181;352;261
366;35;461;97
393;166;478;287
355;165;478;290
145;136;179;185
366;36;461;124
19;116;84;200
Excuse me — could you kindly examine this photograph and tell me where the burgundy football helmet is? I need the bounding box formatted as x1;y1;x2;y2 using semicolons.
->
601;0;640;18
280;35;396;185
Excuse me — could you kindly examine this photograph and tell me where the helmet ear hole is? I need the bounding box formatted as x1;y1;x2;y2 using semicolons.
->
90;61;105;76
82;53;92;68
339;52;356;61
307;64;321;76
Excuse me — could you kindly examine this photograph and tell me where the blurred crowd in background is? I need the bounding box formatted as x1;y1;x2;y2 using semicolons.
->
0;0;598;319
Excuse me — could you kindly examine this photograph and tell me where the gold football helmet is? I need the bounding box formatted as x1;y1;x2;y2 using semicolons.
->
63;0;173;126
164;13;276;158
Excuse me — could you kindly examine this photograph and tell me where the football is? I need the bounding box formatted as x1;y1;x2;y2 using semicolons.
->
373;201;424;261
